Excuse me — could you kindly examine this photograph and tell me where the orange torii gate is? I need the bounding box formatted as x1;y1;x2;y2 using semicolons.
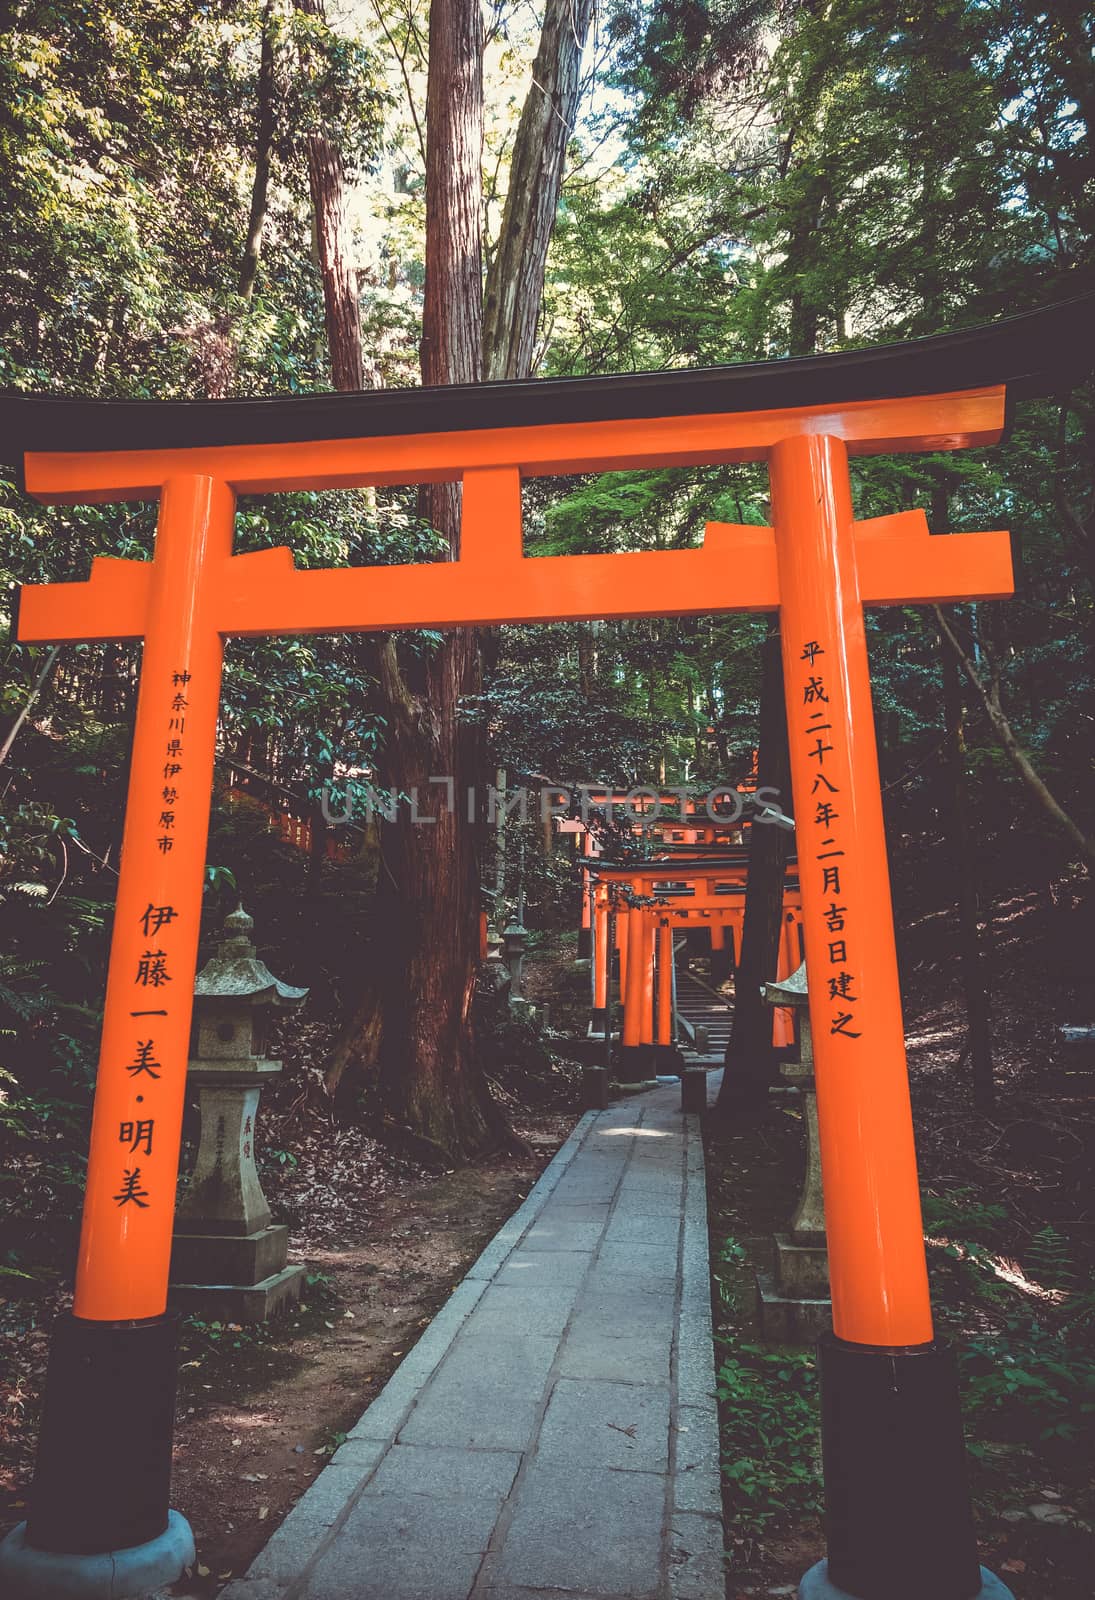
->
3;298;1084;1600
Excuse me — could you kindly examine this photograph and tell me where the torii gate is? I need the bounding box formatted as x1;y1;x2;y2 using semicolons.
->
4;296;1086;1600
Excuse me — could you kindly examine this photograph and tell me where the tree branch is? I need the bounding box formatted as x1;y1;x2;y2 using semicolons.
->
933;605;1095;872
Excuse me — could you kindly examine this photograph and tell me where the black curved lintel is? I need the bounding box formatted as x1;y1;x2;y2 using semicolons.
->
1;293;1092;457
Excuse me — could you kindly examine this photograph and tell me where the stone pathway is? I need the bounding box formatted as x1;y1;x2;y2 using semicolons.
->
219;1079;725;1600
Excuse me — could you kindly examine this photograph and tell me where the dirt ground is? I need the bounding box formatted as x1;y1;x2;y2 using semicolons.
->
0;1107;574;1592
175;1110;574;1591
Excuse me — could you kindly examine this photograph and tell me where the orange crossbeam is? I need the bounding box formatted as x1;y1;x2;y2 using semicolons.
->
18;511;1012;644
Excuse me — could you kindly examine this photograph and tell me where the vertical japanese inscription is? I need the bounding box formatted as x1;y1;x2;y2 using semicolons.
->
114;670;192;1214
798;640;861;1042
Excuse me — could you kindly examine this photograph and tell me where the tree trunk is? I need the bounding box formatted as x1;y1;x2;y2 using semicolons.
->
294;0;364;390
937;604;996;1113
239;3;277;301
481;0;594;379
326;0;592;1159
712;621;792;1119
711;618;793;1124
931;476;995;1111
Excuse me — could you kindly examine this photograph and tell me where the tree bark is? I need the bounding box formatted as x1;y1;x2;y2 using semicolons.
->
326;0;592;1159
481;0;594;379
239;3;277;301
294;0;364;390
711;618;793;1125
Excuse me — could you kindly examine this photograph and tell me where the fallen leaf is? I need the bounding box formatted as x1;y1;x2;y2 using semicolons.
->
1001;1560;1026;1574
258;1506;269;1521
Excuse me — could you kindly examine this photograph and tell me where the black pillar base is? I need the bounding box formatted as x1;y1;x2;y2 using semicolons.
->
589;1006;608;1036
681;1068;708;1112
26;1312;181;1555
580;1065;610;1110
814;1332;988;1600
616;1043;653;1078
577;927;592;959
654;1045;685;1076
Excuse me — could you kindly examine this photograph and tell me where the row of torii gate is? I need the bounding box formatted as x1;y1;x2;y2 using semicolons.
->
2;294;1091;1600
557;798;803;1072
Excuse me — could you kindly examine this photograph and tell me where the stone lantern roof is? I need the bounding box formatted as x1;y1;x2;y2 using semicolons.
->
193;905;309;1009
762;959;807;1009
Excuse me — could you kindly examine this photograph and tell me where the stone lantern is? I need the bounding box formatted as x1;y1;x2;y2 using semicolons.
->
756;961;831;1341
502;918;528;1003
170;906;308;1322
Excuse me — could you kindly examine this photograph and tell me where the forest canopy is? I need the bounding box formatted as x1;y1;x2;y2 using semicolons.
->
1;0;1093;1156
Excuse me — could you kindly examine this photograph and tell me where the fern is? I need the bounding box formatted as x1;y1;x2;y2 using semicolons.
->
1027;1224;1074;1291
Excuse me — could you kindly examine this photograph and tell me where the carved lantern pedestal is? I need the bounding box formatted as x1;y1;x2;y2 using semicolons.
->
756;961;832;1343
170;906;308;1323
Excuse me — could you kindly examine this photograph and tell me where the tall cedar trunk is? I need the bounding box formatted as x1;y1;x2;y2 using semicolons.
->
325;0;591;1157
482;0;594;378
295;0;364;390
711;618;793;1125
239;4;277;301
366;0;495;1154
321;0;504;1157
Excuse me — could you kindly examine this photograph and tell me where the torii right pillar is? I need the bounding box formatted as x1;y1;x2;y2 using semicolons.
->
769;434;1012;1600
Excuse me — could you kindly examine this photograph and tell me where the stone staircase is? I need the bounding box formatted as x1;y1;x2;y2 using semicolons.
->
674;959;732;1064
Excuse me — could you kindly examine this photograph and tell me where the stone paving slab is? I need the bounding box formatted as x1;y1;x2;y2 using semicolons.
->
217;1078;726;1600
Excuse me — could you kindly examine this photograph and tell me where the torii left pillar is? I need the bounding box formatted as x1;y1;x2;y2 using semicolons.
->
0;477;233;1595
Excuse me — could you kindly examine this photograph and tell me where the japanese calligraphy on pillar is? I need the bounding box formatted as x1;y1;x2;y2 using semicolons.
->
113;668;192;1214
798;641;860;1042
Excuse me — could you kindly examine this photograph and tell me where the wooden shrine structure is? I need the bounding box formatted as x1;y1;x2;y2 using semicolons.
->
3;293;1092;1600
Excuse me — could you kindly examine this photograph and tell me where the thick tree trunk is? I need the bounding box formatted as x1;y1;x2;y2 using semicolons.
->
365;0;509;1156
327;0;592;1159
711;618;793;1125
317;0;505;1157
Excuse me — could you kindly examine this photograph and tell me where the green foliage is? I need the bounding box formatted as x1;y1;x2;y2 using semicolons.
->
1027;1224;1076;1293
961;1317;1095;1448
715;1340;822;1530
922;1189;1009;1247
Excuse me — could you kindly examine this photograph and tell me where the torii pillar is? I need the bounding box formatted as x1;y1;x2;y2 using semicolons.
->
766;435;1010;1600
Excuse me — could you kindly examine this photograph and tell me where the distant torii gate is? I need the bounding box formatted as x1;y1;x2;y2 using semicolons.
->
4;296;1085;1600
585;858;803;1057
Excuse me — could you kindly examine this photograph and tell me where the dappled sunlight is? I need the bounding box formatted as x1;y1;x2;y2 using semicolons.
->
925;1236;1069;1305
597;1127;672;1138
